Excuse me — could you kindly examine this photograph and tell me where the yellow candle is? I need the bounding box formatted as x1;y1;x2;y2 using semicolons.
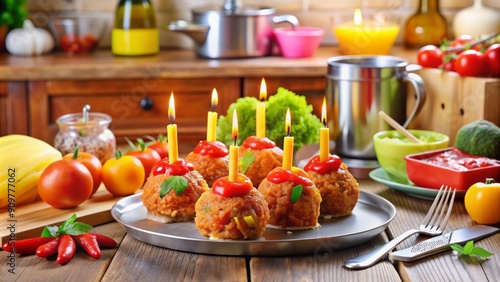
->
229;109;239;182
320;97;330;162
333;8;399;55
206;88;218;142
256;78;267;138
282;108;294;171
167;93;178;164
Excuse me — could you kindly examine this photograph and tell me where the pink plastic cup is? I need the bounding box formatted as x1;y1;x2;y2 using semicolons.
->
273;27;324;58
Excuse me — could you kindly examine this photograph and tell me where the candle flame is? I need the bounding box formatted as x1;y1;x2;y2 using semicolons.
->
285;107;291;136
321;97;327;127
354;8;362;26
259;78;267;101
168;92;175;122
211;88;218;112
232;109;238;144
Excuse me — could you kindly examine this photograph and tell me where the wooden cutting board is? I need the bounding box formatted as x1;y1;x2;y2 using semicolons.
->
0;186;133;244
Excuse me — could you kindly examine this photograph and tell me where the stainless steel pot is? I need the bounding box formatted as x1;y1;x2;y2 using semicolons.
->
168;0;295;58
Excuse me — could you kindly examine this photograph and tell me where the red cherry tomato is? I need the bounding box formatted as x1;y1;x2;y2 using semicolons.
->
242;136;276;150
212;174;252;197
454;49;485;77
266;167;313;187
63;147;103;196
439;59;456;72
450;34;476;51
147;135;169;159
152;158;194;176
304;155;342;174
483;44;500;77
38;159;93;208
417;45;443;68
193;140;229;158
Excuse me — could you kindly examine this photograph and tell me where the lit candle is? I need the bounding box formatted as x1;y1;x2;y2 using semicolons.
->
206;88;218;142
229;109;239;182
319;97;330;162
282;108;294;171
167;92;178;164
256;78;267;138
333;8;399;55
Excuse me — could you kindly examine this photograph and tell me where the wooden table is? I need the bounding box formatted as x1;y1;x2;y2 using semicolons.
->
4;179;500;282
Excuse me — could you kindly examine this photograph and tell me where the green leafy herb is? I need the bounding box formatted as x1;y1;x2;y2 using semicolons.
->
450;241;493;259
41;214;93;237
217;88;322;151
290;185;303;203
0;0;28;29
160;176;188;197
239;151;255;173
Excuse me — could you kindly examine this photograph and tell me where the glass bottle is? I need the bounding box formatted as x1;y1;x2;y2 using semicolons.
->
403;0;448;48
54;112;116;164
112;0;159;56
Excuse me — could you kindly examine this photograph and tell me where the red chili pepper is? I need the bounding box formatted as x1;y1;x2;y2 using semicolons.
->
73;234;101;259
2;237;55;254
56;235;76;265
88;233;117;248
36;238;60;258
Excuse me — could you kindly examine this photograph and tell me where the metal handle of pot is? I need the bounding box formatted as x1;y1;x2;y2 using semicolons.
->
402;72;426;128
223;0;242;12
272;15;299;29
167;20;210;45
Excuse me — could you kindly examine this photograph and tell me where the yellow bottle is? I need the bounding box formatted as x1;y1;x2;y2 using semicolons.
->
404;0;448;48
112;0;159;56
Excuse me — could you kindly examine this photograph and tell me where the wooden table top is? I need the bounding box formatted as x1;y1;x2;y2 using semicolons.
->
6;179;500;282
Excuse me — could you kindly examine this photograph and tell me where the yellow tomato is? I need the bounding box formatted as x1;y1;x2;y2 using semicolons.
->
464;179;500;225
102;152;145;196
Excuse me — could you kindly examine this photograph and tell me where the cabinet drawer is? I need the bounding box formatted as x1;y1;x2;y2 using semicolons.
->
30;78;241;151
243;77;326;117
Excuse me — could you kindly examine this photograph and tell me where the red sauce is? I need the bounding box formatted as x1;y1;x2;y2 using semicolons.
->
424;148;498;171
304;155;342;174
242;136;276;150
212;174;252;197
152;158;194;176
266;167;313;187
193;140;229;158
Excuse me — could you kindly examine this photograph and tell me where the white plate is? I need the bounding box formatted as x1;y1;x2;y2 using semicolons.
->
111;190;396;256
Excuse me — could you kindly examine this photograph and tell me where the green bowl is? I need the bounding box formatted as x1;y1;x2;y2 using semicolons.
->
373;130;450;182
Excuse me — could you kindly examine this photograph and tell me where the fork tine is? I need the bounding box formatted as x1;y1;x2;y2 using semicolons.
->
420;185;446;227
426;186;450;228
437;186;456;231
421;185;455;230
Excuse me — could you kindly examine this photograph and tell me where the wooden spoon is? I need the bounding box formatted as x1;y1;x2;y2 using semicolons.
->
378;111;423;144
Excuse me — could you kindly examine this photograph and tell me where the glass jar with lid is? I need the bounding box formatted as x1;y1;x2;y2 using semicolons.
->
54;110;116;163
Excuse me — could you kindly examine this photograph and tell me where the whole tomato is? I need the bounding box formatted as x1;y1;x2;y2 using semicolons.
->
63;146;102;196
125;138;161;180
454;49;484;77
147;135;169;159
449;34;479;52
38;159;93;208
483;44;500;77
102;151;145;196
464;179;500;225
417;45;443;68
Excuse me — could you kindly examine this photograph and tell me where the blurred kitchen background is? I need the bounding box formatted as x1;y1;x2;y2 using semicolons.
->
23;0;500;50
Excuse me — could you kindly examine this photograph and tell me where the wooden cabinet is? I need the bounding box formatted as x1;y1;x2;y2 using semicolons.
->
243;76;327;118
0;81;28;136
29;78;241;150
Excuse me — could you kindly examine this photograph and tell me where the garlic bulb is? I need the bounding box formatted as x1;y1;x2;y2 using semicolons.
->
5;20;55;56
453;0;500;37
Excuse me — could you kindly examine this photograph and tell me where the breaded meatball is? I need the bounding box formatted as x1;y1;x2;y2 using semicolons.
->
240;146;283;187
195;188;270;240
141;170;208;223
308;163;359;217
185;152;229;187
258;178;321;229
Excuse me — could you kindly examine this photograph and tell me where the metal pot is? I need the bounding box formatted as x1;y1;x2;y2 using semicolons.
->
168;0;296;59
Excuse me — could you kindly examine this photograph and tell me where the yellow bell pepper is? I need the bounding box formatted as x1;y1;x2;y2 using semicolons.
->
464;178;500;225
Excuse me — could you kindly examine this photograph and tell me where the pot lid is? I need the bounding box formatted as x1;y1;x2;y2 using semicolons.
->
193;0;275;16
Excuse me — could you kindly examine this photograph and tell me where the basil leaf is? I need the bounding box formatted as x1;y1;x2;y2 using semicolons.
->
451;241;494;259
63;222;93;235
290;185;303;203
470;247;493;259
41;226;59;237
450;244;465;254
239;152;255;174
464;241;474;254
59;214;76;232
160;176;188;198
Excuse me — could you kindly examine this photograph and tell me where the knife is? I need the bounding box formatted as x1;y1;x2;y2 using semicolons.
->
389;225;499;262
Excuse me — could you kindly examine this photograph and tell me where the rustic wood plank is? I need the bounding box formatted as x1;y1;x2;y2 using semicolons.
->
4;221;126;281
102;235;247;281
6;82;28;134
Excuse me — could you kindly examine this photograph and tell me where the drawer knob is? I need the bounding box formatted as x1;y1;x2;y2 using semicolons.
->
140;97;154;110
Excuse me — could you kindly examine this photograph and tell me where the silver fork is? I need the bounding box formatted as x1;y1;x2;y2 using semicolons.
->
343;185;456;269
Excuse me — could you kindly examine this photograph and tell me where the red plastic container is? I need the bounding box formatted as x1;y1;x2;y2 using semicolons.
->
405;147;500;191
